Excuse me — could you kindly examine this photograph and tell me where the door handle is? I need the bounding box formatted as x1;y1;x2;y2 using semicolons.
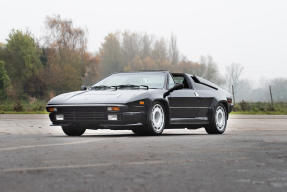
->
194;92;199;97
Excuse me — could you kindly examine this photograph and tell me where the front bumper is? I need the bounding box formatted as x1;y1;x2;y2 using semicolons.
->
47;104;146;129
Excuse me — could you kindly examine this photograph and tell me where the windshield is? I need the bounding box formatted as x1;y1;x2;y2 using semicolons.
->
93;72;166;89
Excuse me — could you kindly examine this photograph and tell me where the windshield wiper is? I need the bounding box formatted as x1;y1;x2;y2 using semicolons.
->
91;85;116;90
115;84;149;90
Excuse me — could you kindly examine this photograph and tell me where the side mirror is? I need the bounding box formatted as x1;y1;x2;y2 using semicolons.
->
81;85;87;90
172;83;184;91
163;83;184;98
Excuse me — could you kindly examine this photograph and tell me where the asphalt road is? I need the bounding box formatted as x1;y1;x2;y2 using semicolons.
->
0;114;287;192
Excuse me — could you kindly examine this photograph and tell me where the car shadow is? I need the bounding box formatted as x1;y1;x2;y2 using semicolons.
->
50;133;207;138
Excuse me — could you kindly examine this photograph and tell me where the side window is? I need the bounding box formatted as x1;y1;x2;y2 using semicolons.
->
193;82;213;90
173;76;185;84
173;75;191;89
168;74;175;89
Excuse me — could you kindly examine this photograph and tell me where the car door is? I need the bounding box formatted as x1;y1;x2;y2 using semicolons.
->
190;78;215;118
168;74;201;122
168;89;200;118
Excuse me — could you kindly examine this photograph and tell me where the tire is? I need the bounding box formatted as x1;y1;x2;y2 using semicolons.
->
205;103;227;134
144;102;166;135
62;125;86;136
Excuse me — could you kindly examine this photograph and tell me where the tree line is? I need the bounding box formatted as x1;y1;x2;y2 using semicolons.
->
1;15;286;103
0;15;224;102
224;63;287;103
98;32;223;85
0;16;99;101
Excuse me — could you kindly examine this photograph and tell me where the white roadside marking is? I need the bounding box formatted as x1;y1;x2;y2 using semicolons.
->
0;139;105;152
1;157;250;173
2;160;165;173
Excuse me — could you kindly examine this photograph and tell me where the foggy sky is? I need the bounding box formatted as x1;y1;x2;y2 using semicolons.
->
0;0;286;82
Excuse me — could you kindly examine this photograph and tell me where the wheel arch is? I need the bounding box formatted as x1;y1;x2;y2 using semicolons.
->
152;98;170;125
218;100;229;119
205;100;228;134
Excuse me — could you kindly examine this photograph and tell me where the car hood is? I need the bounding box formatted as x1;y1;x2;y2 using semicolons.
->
48;89;156;105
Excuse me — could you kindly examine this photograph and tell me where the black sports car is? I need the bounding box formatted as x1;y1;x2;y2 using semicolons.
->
46;71;233;136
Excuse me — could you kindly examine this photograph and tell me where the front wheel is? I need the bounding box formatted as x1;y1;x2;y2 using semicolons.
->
62;125;86;136
145;102;166;135
205;103;227;134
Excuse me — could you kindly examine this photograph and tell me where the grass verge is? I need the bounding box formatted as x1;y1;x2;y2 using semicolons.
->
231;111;287;115
1;100;287;115
0;111;48;114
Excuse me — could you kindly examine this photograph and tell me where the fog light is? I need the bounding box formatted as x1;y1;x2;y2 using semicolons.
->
108;114;118;121
56;114;64;121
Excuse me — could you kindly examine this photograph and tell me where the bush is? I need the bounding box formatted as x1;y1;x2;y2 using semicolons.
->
238;100;250;111
0;99;47;112
13;101;23;112
31;101;46;111
233;104;241;111
0;60;10;99
232;101;287;114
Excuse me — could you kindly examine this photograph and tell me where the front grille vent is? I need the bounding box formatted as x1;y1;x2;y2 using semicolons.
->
59;107;107;121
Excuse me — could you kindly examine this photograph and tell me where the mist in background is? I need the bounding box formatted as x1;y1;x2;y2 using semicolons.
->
0;0;287;105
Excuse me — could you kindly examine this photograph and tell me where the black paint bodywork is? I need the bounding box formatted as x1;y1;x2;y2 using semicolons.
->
47;71;233;130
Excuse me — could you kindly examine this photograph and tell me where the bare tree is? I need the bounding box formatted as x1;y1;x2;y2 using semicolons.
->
44;15;98;93
99;33;123;76
45;15;87;55
121;31;141;64
140;34;153;58
169;34;179;65
152;38;168;67
197;55;223;85
225;63;244;100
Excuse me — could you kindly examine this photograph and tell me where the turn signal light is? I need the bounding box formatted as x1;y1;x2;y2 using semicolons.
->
107;106;120;111
47;107;57;112
139;101;145;105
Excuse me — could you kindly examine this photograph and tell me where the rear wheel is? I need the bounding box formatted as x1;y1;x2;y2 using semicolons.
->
205;103;227;134
145;102;166;135
62;125;86;136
